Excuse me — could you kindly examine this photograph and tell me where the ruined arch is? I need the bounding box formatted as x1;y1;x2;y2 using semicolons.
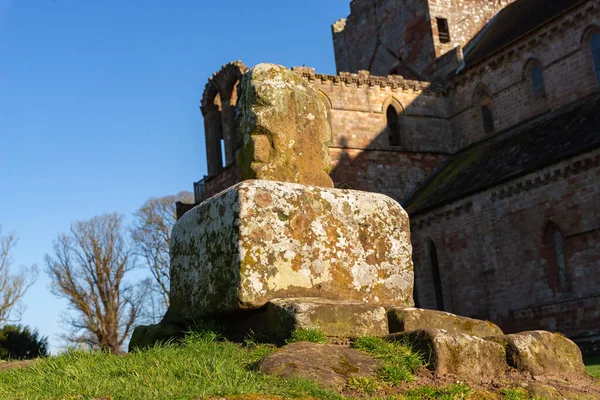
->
200;61;248;176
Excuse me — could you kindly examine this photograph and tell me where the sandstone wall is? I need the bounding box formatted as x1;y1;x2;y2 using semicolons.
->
411;150;600;337
448;1;600;150
332;0;512;78
332;0;436;78
428;0;515;58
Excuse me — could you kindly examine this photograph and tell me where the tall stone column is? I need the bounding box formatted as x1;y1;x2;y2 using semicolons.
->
221;101;236;166
203;105;223;176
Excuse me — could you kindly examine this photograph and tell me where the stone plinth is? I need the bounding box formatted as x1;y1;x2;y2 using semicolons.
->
266;298;389;340
168;179;414;322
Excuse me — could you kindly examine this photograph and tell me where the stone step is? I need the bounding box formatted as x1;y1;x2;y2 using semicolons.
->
266;297;389;340
387;307;503;338
486;330;585;376
388;328;508;382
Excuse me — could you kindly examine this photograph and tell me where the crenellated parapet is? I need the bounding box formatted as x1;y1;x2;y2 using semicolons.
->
291;67;444;95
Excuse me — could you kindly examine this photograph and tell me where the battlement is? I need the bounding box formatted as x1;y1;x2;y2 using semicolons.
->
290;67;444;95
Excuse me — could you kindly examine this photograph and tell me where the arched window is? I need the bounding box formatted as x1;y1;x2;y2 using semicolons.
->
592;32;600;84
544;222;570;292
428;239;445;311
474;85;494;134
481;105;494;134
553;229;569;291
532;65;546;98
386;105;402;146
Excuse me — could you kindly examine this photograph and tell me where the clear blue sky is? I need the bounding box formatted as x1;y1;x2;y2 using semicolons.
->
0;0;349;351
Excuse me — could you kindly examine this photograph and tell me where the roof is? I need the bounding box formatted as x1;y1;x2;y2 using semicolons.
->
463;0;584;67
403;92;600;215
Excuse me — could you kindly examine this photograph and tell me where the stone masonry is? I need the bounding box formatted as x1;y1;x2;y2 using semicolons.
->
190;0;600;352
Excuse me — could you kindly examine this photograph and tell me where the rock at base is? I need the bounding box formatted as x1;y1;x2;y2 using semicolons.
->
267;298;388;340
128;322;185;352
486;330;585;376
257;341;380;390
387;307;503;338
389;329;507;382
169;180;414;322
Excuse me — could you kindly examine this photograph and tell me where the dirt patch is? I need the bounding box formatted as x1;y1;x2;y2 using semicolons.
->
0;359;38;372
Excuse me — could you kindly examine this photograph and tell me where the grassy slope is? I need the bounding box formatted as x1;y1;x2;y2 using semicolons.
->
0;331;343;400
0;330;598;399
585;356;600;379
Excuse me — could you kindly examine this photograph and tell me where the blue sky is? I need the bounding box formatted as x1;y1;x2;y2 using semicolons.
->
0;0;349;351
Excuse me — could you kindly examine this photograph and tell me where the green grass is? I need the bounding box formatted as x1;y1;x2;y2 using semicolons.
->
0;330;344;400
351;336;423;386
585;355;600;378
403;383;471;400
285;328;329;344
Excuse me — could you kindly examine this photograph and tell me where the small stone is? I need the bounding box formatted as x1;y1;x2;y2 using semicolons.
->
128;322;184;352
257;342;380;390
266;298;388;340
389;329;507;382
387;307;503;337
486;330;585;376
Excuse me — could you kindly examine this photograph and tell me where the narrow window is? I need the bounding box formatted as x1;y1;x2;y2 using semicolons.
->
429;240;445;311
386;105;402;146
532;65;546;98
592;32;600;84
436;18;451;43
481;105;494;134
553;229;569;291
220;138;227;168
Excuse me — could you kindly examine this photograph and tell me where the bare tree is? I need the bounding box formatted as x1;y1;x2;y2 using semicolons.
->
0;226;38;325
45;213;144;353
131;191;193;315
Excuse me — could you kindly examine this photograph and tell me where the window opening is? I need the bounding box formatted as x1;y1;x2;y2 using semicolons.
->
386;105;402;146
481;105;494;134
437;18;451;43
429;240;445;311
553;229;569;291
592;33;600;84
220;138;226;168
532;65;546;98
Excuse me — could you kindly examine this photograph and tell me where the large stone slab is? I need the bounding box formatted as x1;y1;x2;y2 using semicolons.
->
257;341;380;390
237;63;333;188
169;180;414;321
486;330;585;376
266;298;389;340
389;329;507;382
387;307;503;338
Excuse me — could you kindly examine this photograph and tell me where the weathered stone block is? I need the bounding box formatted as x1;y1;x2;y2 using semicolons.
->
389;329;507;382
267;298;389;339
169;180;414;322
258;341;380;390
486;330;585;376
237;63;333;188
387;307;503;337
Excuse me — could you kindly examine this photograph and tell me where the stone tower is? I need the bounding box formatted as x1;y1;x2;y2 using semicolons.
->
332;0;515;79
